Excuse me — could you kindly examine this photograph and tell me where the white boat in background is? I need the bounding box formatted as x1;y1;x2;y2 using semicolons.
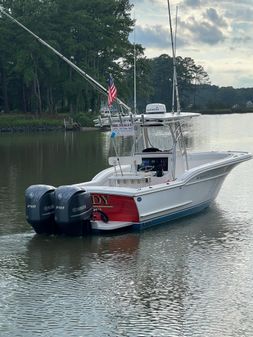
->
93;109;111;129
25;103;252;235
93;105;131;130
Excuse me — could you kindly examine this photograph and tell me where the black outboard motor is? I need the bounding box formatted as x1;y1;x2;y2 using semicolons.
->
54;185;93;236
25;185;57;235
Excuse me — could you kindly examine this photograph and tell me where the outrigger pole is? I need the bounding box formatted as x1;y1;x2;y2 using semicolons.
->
167;0;181;114
0;6;131;112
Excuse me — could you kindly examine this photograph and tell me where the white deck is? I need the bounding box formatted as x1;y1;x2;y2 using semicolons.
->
77;150;251;195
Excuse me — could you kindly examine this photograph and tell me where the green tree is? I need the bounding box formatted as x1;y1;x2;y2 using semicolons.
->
0;0;134;114
148;54;209;110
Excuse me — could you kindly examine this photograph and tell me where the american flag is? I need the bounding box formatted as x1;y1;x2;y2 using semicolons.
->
107;74;117;107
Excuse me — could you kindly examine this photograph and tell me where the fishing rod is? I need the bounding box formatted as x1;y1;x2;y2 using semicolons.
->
0;6;131;112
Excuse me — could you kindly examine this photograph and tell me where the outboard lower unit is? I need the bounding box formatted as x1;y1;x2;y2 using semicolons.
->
25;185;57;235
54;185;93;236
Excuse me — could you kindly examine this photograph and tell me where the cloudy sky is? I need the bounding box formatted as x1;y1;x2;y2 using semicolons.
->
130;0;253;88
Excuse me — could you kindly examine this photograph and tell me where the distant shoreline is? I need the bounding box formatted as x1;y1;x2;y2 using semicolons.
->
199;109;253;115
0;114;97;133
0;126;64;133
0;111;252;133
0;126;98;133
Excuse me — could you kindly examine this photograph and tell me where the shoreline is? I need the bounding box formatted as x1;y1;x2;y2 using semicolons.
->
0;114;98;133
0;110;252;133
0;126;99;133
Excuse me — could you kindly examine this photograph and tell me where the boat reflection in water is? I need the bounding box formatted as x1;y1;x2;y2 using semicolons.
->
26;233;140;272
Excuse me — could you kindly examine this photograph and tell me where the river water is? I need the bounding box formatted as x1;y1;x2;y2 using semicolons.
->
0;114;253;337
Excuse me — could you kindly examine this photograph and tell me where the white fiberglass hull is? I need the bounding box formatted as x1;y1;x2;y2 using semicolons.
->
82;150;251;232
25;150;251;236
131;169;226;229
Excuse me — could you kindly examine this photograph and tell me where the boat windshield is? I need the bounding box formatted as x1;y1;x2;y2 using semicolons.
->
108;125;174;157
137;126;173;153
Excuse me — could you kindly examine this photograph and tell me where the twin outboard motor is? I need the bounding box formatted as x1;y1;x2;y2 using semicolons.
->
55;185;93;236
25;184;93;236
25;185;57;235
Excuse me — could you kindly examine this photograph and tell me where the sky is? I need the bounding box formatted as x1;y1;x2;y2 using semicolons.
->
130;0;253;88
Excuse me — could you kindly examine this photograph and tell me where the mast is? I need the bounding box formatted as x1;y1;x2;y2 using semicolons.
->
167;0;181;114
0;6;131;112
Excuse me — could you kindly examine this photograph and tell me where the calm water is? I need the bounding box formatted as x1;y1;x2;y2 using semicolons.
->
1;114;253;337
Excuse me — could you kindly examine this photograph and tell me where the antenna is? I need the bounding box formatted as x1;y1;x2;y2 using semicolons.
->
167;0;181;114
133;10;137;115
172;6;179;113
0;6;131;112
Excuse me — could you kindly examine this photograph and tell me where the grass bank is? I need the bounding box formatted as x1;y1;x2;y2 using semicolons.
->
0;113;96;132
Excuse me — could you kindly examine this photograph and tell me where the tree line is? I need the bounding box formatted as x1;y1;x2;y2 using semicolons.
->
0;0;251;116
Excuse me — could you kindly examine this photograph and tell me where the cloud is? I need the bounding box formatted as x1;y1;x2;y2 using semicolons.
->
130;0;253;87
181;0;253;8
179;15;226;45
183;0;201;7
192;23;225;45
204;8;227;27
232;36;252;45
235;75;253;88
134;25;170;48
225;7;253;22
133;24;188;49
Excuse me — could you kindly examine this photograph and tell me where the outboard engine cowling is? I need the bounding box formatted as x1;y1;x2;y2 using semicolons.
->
25;185;57;235
54;185;93;236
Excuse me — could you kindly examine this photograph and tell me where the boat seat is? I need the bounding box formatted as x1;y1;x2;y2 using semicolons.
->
108;174;151;188
108;155;142;166
150;172;171;185
142;147;161;152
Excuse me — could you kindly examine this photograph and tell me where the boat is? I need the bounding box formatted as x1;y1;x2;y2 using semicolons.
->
93;105;129;130
93;106;112;129
25;102;252;235
1;5;251;236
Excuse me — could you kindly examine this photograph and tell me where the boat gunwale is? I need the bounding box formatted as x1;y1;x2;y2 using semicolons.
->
82;150;251;197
